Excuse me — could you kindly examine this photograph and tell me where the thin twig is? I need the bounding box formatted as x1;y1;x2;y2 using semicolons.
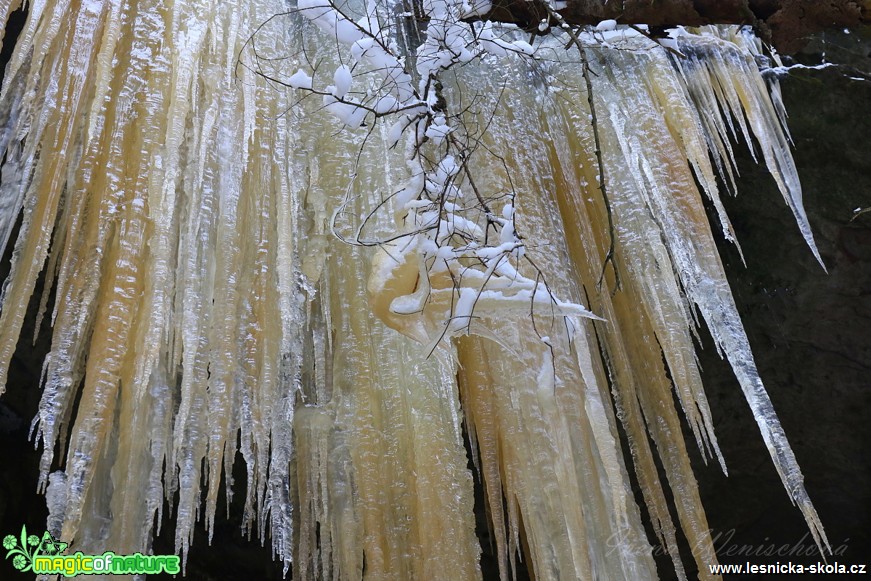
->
542;5;620;292
577;41;619;292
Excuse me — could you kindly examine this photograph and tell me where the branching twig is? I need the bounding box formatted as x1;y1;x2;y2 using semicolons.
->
245;0;599;352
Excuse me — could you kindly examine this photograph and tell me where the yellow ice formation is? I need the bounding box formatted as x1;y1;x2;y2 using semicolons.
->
0;1;826;579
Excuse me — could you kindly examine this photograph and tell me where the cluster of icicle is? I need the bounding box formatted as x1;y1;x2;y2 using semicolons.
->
0;0;829;578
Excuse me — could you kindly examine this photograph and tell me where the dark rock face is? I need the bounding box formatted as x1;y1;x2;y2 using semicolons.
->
0;17;868;580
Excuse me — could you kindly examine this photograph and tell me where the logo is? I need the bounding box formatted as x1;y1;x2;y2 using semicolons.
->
3;526;67;573
4;526;180;576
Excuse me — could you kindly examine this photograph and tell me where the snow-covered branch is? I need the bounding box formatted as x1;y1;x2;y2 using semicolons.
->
246;0;600;347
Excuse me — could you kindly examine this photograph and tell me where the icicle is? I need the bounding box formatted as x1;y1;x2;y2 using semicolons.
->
0;2;830;578
671;32;827;270
574;29;829;556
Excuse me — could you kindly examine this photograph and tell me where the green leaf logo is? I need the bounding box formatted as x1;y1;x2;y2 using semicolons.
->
4;526;65;573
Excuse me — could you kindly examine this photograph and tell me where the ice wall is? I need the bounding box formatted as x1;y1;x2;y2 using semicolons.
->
0;2;826;579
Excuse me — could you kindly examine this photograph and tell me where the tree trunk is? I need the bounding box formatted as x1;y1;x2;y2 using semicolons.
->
480;0;870;53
